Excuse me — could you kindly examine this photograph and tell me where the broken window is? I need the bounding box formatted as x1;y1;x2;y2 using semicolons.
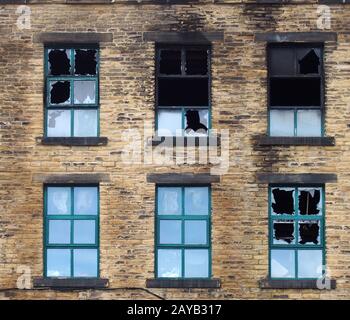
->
45;185;99;277
268;44;323;137
269;185;324;279
45;46;99;137
156;186;211;278
156;45;210;136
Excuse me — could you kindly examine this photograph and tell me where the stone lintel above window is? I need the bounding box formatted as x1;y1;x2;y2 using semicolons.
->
147;173;220;185
256;173;337;184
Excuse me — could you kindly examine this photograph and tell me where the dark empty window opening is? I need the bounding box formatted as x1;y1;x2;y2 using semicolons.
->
50;81;70;104
273;221;295;244
268;44;323;137
156;45;210;136
48;49;71;76
75;49;97;75
299;49;320;75
299;222;320;244
271;188;295;215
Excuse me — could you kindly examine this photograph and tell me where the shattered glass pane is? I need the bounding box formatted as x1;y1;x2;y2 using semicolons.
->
75;49;97;76
50;81;71;105
270;110;294;137
47;110;71;137
270;249;295;278
185;109;208;136
74;81;96;104
74;187;98;215
271;188;295;215
297;250;322;278
74;220;96;244
157;109;182;136
74;110;98;137
49;220;71;244
185;187;209;215
298;49;320;75
269;47;295;76
157;187;182;215
184;249;209;278
73;249;98;277
46;249;71;277
185;220;207;245
157;249;182;278
297;109;321;137
273;220;295;244
299;221;320;245
48;49;71;76
159;220;182;244
186;50;208;75
159;50;181;75
47;187;71;215
298;188;322;215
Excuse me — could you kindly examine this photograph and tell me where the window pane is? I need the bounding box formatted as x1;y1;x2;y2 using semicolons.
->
272;220;295;245
74;187;98;215
47;187;71;215
298;221;320;245
48;49;71;76
269;48;295;76
75;49;97;76
270;249;295;278
185;220;207;244
74;81;96;104
73;249;98;277
184;249;209;278
74;220;96;244
185;109;209;136
185;187;209;215
47;110;71;137
159;220;182;244
159;50;181;75
157;109;182;136
297;110;321;137
157;249;181;278
271;187;295;215
186;50;208;75
157;187;182;215
298;188;322;216
46;249;71;277
270;110;294;137
73;110;97;137
298;250;323;278
50;81;71;105
49;220;71;244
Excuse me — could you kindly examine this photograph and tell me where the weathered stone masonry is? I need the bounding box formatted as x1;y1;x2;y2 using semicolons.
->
1;0;350;299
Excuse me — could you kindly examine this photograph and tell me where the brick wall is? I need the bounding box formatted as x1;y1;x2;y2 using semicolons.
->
0;2;350;299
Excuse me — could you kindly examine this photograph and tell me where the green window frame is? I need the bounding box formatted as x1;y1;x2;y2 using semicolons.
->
155;45;211;137
155;185;211;279
268;43;324;137
44;45;100;137
269;185;325;280
44;184;100;278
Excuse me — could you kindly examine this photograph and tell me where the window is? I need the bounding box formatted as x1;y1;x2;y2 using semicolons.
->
45;46;99;137
44;185;99;277
156;186;211;278
269;185;325;279
268;44;323;137
156;45;211;136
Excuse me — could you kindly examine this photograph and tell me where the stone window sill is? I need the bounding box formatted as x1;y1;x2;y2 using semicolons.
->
33;277;109;289
258;136;335;146
259;278;336;290
146;278;221;288
149;136;220;147
37;137;108;146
